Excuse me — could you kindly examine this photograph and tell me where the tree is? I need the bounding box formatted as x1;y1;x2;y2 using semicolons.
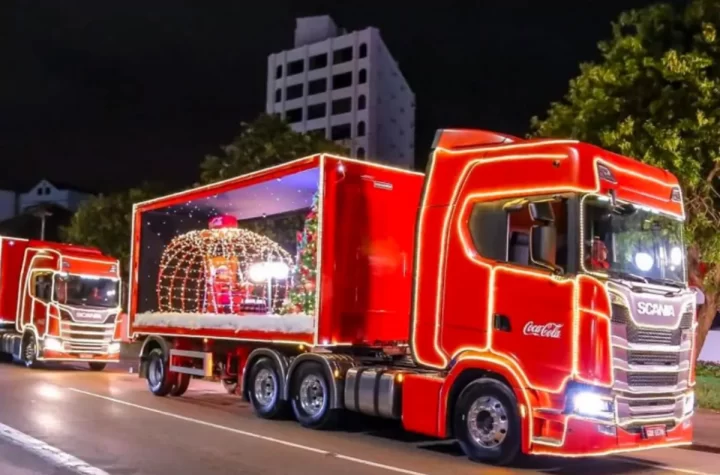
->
531;0;720;356
61;183;166;279
281;192;319;315
200;113;347;184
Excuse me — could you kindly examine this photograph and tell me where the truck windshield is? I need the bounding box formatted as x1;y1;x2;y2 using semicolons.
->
582;195;686;287
54;274;120;308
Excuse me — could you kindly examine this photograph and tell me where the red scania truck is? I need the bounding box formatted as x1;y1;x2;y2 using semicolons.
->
128;129;695;465
0;237;124;370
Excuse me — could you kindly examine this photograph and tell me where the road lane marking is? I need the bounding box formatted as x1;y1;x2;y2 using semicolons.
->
68;387;429;475
0;421;109;475
68;387;712;475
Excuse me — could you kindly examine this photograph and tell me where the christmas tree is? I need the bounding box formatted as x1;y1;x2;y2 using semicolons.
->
282;191;319;315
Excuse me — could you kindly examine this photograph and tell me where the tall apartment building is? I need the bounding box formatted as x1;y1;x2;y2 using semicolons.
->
266;15;415;168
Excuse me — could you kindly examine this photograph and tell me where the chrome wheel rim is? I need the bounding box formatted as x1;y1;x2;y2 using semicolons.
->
253;368;277;407
299;374;326;417
24;339;35;364
466;396;509;448
148;357;164;387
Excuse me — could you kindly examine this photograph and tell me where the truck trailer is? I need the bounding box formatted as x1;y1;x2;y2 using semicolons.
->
128;129;696;465
0;237;124;370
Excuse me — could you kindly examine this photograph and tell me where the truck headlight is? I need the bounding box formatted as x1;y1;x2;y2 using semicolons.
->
108;342;121;354
572;391;614;419
684;392;695;415
43;337;63;351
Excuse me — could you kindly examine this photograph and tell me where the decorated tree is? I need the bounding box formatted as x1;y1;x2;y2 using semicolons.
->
531;0;720;357
283;192;319;315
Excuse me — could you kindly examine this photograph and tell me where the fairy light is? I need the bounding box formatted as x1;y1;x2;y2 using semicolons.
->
156;223;294;315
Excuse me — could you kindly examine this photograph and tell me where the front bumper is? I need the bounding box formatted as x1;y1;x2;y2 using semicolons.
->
38;339;121;363
531;415;693;457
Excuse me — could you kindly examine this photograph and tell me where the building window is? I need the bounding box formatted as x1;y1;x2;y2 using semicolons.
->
308;78;327;95
357;121;366;137
309;53;328;70
358;95;366;110
308;128;326;138
275;65;283;79
332;98;352;115
333;46;353;64
275;89;282;102
331;123;352;140
357;147;366;158
286;84;303;100
285;108;303;123
287;59;304;76
332;72;352;90
358;69;367;84
359;43;367;58
307;103;326;120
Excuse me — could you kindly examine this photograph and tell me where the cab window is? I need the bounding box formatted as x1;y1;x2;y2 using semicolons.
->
32;271;53;302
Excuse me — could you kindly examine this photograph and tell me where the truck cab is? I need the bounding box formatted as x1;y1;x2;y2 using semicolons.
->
411;129;694;458
0;237;123;370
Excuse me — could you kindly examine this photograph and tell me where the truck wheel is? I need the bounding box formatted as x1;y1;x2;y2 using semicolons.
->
88;362;107;371
453;378;521;466
290;361;339;430
249;357;287;419
222;379;238;394
22;334;39;369
170;373;191;397
146;348;173;396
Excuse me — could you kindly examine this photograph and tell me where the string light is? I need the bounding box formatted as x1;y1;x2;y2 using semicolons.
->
156;219;294;315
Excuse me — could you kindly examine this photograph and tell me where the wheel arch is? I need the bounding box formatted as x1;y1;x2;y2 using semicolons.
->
242;348;291;402
284;353;355;409
442;353;531;442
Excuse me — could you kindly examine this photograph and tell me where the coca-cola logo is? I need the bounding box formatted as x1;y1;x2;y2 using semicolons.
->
523;322;563;339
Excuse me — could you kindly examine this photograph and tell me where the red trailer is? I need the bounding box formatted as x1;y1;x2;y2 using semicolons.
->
0;237;123;369
128;129;696;465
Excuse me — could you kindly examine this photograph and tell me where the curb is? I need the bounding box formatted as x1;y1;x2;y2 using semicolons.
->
682;444;720;454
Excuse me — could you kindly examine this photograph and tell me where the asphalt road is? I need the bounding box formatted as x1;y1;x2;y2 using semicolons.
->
0;361;718;475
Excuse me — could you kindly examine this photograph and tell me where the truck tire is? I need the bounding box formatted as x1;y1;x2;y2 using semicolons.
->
222;379;238;394
453;378;521;466
290;361;339;430
88;362;107;371
170;373;191;396
22;334;39;369
146;348;174;396
248;357;287;419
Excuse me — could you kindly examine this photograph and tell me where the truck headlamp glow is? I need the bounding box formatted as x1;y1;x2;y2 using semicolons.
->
43;337;63;351
108;342;121;354
572;391;614;419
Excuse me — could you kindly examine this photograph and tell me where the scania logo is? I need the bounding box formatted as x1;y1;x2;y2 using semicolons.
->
636;301;675;317
76;311;102;321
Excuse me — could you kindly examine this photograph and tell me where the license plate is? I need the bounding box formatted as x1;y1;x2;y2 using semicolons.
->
642;425;666;439
78;353;93;359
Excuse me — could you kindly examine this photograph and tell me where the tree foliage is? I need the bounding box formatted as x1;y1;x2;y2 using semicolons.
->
60;183;166;278
200;113;347;184
531;0;720;355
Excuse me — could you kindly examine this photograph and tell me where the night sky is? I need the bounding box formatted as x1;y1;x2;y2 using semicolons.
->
2;1;687;194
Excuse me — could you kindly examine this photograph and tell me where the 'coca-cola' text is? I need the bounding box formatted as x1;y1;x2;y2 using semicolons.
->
523;322;563;339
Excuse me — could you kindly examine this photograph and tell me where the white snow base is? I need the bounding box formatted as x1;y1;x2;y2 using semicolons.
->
134;312;315;334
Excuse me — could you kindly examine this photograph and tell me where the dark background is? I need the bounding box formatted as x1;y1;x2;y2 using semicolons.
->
1;0;687;193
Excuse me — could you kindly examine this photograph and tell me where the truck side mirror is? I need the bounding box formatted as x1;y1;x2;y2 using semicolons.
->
530;225;562;274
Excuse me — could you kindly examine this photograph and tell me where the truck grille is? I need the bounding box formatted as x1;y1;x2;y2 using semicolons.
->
611;304;692;346
627;372;679;387
628;351;680;366
60;322;113;353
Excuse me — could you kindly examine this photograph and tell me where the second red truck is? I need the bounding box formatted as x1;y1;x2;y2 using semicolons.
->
127;129;696;465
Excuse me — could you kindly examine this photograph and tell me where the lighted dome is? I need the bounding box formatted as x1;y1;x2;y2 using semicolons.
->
157;220;294;315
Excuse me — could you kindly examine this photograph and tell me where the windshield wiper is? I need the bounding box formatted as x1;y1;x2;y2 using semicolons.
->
607;270;648;284
644;276;685;290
